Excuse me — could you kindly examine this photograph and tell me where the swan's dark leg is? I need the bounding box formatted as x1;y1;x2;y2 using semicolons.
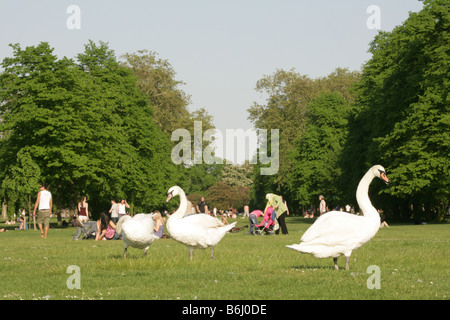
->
124;247;128;259
210;246;214;260
333;258;339;270
144;246;149;257
189;247;193;261
345;256;350;270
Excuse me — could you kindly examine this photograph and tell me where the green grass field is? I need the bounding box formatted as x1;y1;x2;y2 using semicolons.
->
0;216;449;300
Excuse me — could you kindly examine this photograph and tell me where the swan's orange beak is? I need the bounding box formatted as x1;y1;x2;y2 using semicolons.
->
380;172;390;184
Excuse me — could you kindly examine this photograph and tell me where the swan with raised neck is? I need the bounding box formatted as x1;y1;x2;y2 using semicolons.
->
166;186;187;219
286;164;389;270
165;186;237;260
356;164;389;218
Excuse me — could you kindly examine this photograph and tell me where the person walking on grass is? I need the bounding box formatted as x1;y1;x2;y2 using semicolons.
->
32;183;53;238
275;195;290;235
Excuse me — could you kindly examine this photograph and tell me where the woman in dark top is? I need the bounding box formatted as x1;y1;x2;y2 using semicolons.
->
77;196;89;223
96;211;119;240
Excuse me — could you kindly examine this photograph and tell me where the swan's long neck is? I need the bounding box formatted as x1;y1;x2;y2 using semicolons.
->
173;190;188;219
356;169;378;218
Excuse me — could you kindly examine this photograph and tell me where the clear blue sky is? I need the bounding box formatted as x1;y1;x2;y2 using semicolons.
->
0;0;423;162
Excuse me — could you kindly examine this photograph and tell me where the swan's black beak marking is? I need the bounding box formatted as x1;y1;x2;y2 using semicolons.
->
379;170;390;185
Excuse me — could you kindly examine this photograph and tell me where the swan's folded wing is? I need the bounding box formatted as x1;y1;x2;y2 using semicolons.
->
122;218;158;244
122;214;155;234
132;213;154;221
301;212;371;245
184;214;225;228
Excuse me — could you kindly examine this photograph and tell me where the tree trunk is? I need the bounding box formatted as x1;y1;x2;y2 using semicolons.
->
1;201;7;220
56;187;62;227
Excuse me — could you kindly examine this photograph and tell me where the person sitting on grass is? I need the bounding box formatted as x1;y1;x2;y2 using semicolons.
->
221;213;229;225
96;211;120;240
15;216;28;230
72;220;98;240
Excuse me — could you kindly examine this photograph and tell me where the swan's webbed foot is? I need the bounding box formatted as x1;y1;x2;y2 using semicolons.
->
333;257;339;270
210;246;214;260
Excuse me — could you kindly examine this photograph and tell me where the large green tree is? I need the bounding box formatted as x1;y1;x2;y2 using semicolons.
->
121;49;218;199
286;92;352;213
0;41;181;219
247;68;359;209
342;0;449;221
0;150;41;217
121;50;214;135
0;42;90;219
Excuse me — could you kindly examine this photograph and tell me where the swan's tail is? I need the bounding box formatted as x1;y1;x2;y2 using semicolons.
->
286;244;305;252
286;243;318;253
223;221;237;233
286;243;323;256
286;243;341;258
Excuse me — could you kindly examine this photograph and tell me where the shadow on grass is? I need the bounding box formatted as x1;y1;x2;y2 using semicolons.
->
108;252;150;260
289;264;336;270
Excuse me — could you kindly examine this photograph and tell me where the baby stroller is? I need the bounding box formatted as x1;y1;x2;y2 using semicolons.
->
254;207;279;235
255;221;279;235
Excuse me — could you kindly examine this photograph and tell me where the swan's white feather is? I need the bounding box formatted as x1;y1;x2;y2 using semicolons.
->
168;214;236;249
117;213;159;251
287;212;379;258
166;186;236;256
286;165;386;263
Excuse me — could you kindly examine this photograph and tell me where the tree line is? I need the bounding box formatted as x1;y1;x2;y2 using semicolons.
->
0;41;250;221
249;0;449;222
0;0;448;223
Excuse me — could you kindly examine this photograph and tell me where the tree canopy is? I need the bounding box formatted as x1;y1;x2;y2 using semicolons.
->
120;50;214;136
0;41;182;218
286;92;352;210
248;0;449;221
247;68;360;210
341;0;449;221
0;0;447;222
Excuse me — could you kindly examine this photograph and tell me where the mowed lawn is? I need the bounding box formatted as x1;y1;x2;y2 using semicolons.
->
0;216;449;300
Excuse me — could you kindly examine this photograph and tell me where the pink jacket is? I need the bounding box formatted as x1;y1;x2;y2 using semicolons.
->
256;207;274;229
250;210;263;218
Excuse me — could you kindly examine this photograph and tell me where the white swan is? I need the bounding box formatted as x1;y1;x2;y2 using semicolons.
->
286;165;389;270
116;213;160;258
165;186;236;260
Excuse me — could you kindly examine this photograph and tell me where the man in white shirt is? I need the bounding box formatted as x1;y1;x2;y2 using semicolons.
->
33;183;53;238
109;199;119;223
